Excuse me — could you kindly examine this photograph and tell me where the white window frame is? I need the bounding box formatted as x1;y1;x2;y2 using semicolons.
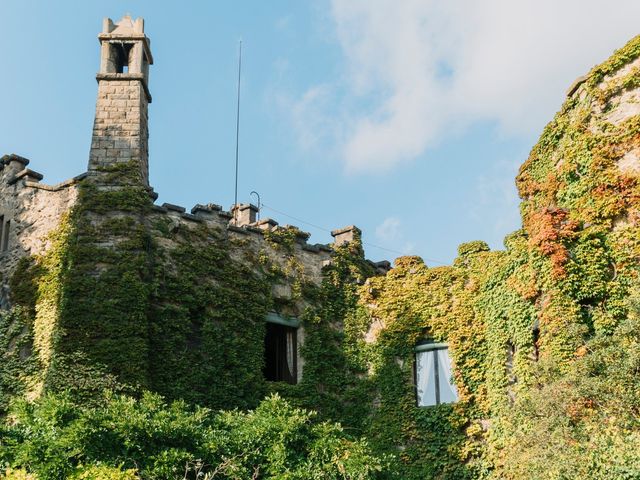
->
415;342;458;407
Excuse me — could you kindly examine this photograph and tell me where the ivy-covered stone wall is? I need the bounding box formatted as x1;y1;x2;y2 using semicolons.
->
0;157;334;412
263;33;640;478
332;33;640;478
2;33;640;480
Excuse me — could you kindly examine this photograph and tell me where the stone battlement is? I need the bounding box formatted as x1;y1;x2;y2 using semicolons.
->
0;15;387;314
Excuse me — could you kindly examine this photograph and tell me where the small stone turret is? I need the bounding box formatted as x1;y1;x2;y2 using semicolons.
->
231;204;259;226
331;225;361;246
2;154;30;174
89;15;153;186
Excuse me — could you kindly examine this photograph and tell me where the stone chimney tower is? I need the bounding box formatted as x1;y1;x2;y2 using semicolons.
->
89;15;153;186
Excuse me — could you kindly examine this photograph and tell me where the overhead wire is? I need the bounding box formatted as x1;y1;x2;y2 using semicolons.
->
260;202;450;266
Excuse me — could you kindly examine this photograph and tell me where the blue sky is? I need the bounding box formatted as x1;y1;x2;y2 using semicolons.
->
2;1;640;265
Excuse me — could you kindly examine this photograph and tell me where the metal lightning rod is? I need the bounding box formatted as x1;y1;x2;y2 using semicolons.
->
233;40;242;220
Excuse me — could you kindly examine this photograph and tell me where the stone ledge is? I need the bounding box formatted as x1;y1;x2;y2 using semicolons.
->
244;225;264;235
151;204;168;213
331;225;361;237
254;218;278;230
98;33;146;40
24;172;88;191
162;203;186;213
567;74;589;97
302;244;320;253
180;212;202;223
368;260;391;274
8;168;44;185
227;224;249;235
1;153;30;169
191;203;222;215
218;210;233;219
96;73;152;103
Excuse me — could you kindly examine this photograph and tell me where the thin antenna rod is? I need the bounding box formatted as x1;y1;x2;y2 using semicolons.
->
233;40;242;218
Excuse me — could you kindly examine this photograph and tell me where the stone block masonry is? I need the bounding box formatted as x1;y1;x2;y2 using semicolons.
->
0;155;81;309
89;81;149;185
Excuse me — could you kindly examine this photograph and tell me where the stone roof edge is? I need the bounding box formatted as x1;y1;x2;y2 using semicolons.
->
149;199;335;256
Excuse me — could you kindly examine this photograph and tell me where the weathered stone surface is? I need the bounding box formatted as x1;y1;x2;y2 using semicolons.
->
230;203;258;226
331;225;361;246
162;203;186;213
0;15;377;388
618;147;640;174
0;166;79;304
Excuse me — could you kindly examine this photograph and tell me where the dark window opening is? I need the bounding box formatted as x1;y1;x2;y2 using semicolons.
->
264;322;297;384
532;327;540;362
506;341;517;404
112;42;133;74
2;220;9;252
506;342;517;385
0;215;4;252
186;317;203;351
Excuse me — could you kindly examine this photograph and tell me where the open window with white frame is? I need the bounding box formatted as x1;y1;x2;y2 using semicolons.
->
415;341;458;407
263;312;298;384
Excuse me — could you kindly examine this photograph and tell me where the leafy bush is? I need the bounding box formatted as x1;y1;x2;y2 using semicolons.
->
68;466;138;480
493;301;640;479
2;468;36;479
0;393;388;479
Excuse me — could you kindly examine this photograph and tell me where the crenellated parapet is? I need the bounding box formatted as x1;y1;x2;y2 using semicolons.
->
144;198;348;292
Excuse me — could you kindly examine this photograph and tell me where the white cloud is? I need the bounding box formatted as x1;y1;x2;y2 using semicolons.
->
273;84;341;153
289;0;640;173
375;216;402;243
373;217;416;255
275;15;292;31
469;156;522;242
290;85;333;150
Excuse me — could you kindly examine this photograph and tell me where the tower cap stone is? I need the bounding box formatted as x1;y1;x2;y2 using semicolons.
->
101;15;146;37
98;15;153;66
231;203;259;226
331;225;361;246
1;154;30;172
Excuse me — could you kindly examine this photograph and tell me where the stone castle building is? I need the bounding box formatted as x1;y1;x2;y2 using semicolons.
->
0;15;388;393
4;15;639;477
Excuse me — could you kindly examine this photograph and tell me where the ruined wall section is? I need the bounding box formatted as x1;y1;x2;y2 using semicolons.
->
0;155;80;309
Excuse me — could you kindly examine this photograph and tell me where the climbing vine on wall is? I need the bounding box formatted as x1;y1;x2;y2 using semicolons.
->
148;221;272;409
2;34;640;480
